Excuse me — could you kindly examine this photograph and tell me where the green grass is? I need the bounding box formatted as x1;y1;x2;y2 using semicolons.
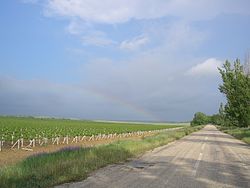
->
0;126;202;188
219;126;250;144
0;116;181;141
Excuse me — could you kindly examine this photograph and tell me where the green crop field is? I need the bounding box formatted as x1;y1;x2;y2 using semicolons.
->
0;116;181;141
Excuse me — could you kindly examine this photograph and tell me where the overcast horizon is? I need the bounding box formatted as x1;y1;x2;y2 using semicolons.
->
0;1;250;122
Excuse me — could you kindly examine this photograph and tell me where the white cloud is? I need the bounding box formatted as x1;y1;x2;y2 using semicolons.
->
45;0;250;24
66;20;89;35
163;21;207;51
25;0;248;48
65;20;115;46
120;35;149;51
45;0;169;24
23;0;250;48
186;58;223;76
81;31;116;46
164;0;250;21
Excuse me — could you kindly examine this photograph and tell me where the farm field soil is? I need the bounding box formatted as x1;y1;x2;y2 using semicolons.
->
0;131;156;167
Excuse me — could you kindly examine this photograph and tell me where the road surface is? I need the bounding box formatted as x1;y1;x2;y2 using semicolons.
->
56;125;250;188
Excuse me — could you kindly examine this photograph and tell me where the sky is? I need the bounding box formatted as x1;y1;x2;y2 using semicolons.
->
0;0;250;122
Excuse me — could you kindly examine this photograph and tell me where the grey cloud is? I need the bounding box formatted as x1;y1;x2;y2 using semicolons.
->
0;77;160;121
0;63;224;122
79;52;224;121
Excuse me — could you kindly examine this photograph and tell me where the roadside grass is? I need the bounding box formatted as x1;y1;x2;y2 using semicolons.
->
0;126;202;188
219;126;250;144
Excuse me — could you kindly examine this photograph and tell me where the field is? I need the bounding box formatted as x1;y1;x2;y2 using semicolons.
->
0;126;202;188
0;116;180;142
0;116;203;188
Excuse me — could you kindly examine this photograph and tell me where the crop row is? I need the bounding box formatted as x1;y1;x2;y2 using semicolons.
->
0;116;179;141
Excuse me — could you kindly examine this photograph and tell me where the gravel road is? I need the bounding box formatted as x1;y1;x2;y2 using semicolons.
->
56;125;250;188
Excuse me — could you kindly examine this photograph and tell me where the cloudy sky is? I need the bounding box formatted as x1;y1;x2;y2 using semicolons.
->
0;0;249;121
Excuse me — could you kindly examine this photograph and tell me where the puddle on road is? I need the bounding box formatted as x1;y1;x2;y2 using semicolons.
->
128;161;156;169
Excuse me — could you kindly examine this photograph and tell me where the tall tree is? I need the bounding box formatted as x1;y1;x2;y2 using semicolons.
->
218;59;250;127
244;51;250;76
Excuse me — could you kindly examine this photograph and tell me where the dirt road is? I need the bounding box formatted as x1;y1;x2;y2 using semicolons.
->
56;125;250;188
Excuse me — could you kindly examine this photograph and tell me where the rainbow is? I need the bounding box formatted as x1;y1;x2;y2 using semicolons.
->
86;87;160;121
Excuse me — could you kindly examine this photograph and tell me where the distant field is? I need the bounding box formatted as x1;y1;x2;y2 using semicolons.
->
94;120;190;126
0;116;182;141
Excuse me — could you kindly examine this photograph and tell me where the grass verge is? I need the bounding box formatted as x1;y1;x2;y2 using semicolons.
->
218;126;250;144
0;126;202;188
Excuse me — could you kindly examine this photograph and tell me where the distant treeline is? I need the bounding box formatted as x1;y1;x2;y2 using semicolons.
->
191;112;224;126
191;58;250;127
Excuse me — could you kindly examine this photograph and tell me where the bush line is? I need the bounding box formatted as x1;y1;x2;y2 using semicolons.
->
0;126;202;188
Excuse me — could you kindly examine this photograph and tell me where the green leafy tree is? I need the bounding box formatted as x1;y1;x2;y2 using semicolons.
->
218;59;250;127
215;102;227;125
210;114;222;125
191;112;210;126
